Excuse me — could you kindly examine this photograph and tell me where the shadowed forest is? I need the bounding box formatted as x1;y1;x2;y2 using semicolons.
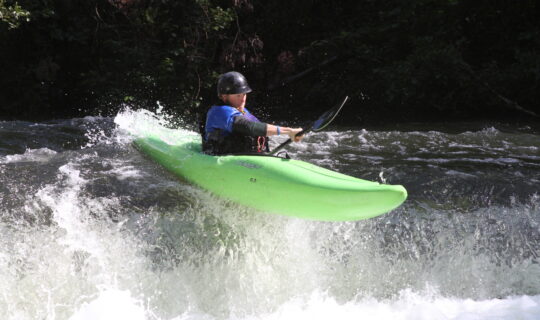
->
1;0;539;125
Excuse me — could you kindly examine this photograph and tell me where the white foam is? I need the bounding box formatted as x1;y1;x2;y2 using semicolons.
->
106;165;144;180
82;116;107;122
404;157;523;165
254;291;540;320
113;107;197;146
1;148;57;164
69;289;146;320
102;159;146;180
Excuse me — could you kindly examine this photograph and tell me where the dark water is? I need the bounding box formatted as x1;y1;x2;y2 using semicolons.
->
1;109;539;319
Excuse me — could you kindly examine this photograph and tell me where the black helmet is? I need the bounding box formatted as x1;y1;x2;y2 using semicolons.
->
217;71;252;96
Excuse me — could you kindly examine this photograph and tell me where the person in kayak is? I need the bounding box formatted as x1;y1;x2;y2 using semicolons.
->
203;71;304;155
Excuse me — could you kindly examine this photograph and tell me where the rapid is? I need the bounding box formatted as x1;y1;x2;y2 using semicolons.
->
1;107;539;319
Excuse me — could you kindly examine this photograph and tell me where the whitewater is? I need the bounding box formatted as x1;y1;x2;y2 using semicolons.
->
1;107;539;319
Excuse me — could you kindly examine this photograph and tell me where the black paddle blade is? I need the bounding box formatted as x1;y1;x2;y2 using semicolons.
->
311;96;349;132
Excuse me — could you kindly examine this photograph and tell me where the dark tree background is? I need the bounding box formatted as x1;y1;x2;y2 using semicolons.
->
1;0;539;125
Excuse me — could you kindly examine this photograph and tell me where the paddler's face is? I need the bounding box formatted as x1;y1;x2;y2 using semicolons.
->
222;93;247;111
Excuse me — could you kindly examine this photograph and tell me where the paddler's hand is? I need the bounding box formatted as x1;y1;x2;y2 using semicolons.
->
288;128;304;142
269;125;304;142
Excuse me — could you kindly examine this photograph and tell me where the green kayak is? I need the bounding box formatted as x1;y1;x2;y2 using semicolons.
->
134;131;407;221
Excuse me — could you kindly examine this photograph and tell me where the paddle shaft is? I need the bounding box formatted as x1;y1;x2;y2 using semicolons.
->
270;96;348;155
270;129;307;155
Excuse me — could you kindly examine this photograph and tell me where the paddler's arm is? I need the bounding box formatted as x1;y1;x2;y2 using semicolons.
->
233;116;304;142
266;125;304;142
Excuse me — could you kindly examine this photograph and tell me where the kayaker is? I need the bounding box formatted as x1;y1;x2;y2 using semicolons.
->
202;71;304;155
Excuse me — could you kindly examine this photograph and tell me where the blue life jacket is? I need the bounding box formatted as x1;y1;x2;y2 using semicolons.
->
204;105;259;139
203;105;268;155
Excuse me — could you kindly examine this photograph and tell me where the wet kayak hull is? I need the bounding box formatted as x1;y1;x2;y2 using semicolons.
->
134;134;407;221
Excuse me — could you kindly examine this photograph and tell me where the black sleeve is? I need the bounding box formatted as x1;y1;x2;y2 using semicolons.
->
232;116;268;136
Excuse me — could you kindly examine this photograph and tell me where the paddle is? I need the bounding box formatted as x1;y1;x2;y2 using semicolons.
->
270;96;349;155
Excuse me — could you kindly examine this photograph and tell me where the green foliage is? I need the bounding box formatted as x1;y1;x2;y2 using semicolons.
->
252;0;540;121
0;0;237;120
0;0;30;29
0;0;539;122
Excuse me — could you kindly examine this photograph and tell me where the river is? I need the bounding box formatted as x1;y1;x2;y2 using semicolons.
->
1;108;539;319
